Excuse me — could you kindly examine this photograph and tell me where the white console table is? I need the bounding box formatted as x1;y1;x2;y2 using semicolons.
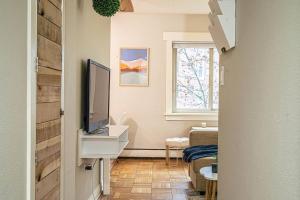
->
77;125;129;195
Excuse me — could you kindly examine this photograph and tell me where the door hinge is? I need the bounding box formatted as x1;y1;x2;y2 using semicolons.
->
60;108;64;116
35;57;39;72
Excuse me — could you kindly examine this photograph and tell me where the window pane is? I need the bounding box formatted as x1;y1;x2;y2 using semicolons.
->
175;48;210;111
213;48;219;110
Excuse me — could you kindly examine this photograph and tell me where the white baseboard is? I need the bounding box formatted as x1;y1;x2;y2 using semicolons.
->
88;184;101;200
120;149;183;158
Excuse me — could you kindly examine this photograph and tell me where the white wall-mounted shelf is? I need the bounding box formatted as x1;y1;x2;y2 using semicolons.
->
77;125;129;195
208;0;236;54
78;125;129;160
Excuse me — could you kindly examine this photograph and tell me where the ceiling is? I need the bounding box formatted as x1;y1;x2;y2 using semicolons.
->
131;0;210;14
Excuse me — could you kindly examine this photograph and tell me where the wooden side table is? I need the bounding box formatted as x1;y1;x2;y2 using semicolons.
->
165;137;189;165
200;166;218;200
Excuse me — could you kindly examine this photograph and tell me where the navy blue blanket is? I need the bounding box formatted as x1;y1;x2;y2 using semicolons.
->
183;145;218;163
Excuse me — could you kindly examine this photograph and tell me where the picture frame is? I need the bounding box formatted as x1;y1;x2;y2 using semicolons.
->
119;48;150;86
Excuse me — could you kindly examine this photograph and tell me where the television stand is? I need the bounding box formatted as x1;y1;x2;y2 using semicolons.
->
77;125;129;195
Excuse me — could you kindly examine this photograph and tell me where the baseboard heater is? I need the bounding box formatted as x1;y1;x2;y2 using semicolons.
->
120;148;184;158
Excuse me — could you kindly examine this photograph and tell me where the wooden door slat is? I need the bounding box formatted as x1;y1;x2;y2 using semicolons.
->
38;66;61;76
37;102;60;124
37;67;61;89
38;15;61;45
36;0;61;198
38;0;62;27
36;119;61;144
36;152;60;181
41;185;60;200
37;35;62;70
37;85;61;103
37;135;61;151
36;143;61;163
36;168;60;200
40;158;60;180
38;73;61;86
48;0;62;10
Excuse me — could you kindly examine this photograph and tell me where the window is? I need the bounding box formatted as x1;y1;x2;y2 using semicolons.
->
173;43;219;113
163;32;219;121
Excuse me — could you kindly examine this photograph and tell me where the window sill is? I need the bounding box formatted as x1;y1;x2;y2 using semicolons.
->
164;112;218;121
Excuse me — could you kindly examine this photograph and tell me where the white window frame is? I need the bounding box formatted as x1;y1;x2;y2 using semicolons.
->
163;32;218;121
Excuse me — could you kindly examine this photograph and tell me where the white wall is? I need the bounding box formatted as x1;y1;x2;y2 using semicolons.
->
64;0;110;199
219;0;300;200
0;0;28;199
110;13;215;152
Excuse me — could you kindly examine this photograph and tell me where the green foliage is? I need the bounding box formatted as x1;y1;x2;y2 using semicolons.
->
92;0;120;17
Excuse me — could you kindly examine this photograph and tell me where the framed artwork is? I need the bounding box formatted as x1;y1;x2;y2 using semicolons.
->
119;48;149;86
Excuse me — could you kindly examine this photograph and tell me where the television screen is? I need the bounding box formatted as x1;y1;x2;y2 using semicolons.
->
85;59;110;133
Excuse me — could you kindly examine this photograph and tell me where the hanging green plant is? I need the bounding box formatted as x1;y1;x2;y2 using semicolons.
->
92;0;120;17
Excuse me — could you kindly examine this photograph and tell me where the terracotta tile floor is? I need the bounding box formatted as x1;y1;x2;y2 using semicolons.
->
100;158;199;200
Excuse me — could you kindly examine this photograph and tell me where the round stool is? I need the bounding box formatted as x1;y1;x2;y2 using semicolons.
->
165;137;189;165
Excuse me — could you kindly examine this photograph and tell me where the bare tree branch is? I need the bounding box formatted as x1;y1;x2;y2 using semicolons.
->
182;49;208;106
177;80;204;102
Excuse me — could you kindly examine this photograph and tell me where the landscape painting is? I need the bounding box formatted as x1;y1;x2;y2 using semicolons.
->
119;48;149;86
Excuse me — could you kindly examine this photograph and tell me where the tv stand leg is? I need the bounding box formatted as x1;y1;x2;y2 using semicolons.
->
103;158;110;195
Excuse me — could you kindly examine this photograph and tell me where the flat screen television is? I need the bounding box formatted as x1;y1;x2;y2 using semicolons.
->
84;59;110;133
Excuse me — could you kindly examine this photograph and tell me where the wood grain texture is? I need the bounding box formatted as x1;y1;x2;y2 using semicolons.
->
106;159;195;200
131;187;152;194
36;0;61;198
152;191;172;200
36;135;61;151
36;102;60;123
38;66;61;76
36;168;60;200
37;35;62;70
36;142;61;163
48;0;61;10
135;177;152;184
38;0;62;27
41;185;60;200
38;15;61;45
37;85;60;103
36;119;61;144
36;152;60;181
40;158;60;180
37;67;61;87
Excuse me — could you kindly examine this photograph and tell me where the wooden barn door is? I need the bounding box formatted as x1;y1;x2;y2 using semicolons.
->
35;0;62;199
